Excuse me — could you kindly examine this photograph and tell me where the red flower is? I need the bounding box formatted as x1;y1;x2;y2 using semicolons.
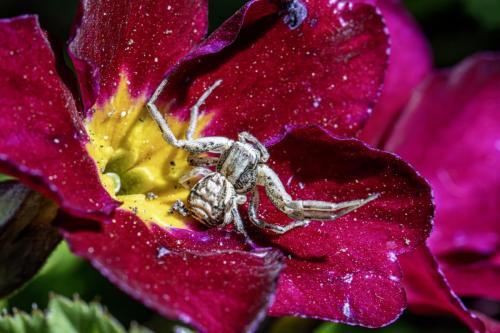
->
0;1;433;332
355;0;433;146
359;2;500;329
381;54;500;333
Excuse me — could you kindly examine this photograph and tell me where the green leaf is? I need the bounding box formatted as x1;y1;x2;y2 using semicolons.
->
48;296;125;333
269;317;319;333
313;319;421;333
0;310;49;333
0;295;151;333
0;174;14;182
313;323;341;333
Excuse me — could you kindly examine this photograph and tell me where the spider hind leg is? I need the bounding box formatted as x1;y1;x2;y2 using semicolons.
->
293;193;380;220
255;164;379;232
249;189;310;234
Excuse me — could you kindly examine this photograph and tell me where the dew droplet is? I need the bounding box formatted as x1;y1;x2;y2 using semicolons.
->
157;247;170;258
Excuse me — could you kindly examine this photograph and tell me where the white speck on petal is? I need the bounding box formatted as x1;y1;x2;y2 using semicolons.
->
342;274;353;284
343;301;351;318
157;247;170;258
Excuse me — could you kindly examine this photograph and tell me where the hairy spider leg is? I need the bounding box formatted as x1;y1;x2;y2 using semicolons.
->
187;154;219;167
238;132;270;162
147;79;234;155
249;188;310;234
257;164;380;222
147;78;182;147
186;80;222;141
231;205;251;240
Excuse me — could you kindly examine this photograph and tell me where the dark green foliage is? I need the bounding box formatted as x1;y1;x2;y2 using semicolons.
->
462;0;500;29
0;295;151;333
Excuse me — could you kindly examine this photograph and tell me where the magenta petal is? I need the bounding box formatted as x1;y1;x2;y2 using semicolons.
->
438;255;500;300
161;0;389;139
385;53;500;298
476;313;500;333
358;0;432;145
69;0;208;110
64;210;283;333
0;16;118;218
252;127;433;327
270;259;406;327
400;245;488;333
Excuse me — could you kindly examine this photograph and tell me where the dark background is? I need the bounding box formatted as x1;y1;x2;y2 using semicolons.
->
0;1;499;332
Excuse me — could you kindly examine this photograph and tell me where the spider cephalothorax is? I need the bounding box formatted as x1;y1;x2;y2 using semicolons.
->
147;80;379;238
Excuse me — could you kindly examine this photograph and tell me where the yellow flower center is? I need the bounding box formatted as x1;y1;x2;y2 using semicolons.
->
85;77;211;228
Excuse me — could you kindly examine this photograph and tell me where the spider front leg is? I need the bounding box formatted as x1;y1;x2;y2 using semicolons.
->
186;80;222;141
257;164;380;221
147;78;183;148
147;78;228;152
238;132;269;162
249;188;310;234
187;154;219;167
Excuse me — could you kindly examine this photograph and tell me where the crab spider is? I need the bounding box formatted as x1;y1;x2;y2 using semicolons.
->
147;79;379;239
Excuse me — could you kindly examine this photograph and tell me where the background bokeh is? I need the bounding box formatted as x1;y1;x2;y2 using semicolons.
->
0;0;499;332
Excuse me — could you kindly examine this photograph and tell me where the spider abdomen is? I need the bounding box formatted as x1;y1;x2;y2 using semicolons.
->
187;173;236;227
